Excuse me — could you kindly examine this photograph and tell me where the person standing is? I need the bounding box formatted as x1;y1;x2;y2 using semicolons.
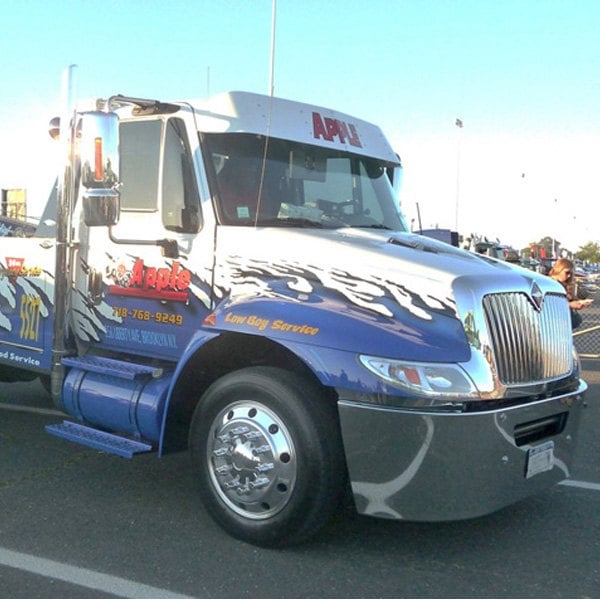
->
548;258;593;329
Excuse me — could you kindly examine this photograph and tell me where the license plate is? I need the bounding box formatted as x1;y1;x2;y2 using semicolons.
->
525;441;555;478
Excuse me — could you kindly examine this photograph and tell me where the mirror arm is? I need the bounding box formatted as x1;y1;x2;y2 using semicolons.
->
108;227;179;259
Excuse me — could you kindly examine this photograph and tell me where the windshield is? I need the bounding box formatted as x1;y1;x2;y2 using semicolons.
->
204;133;407;230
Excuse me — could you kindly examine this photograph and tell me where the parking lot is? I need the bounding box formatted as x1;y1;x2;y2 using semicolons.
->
0;361;599;598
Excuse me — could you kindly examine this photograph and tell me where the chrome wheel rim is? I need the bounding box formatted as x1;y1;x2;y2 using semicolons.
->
207;401;297;520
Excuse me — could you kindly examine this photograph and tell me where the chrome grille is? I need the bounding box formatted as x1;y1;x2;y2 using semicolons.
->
483;292;573;385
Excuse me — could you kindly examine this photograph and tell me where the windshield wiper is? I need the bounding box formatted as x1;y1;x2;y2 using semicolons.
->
255;217;326;228
354;224;393;230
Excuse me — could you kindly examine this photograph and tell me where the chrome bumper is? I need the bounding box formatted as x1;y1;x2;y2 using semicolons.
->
338;380;587;521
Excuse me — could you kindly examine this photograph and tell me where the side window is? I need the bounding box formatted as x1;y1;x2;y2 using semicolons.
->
162;119;202;233
119;120;161;210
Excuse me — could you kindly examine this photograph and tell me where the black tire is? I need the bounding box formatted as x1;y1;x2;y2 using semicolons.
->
189;366;346;547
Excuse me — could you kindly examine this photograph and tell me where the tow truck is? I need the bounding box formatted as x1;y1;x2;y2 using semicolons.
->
0;68;586;546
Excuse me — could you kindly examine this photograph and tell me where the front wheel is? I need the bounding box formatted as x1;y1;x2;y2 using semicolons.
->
189;367;346;547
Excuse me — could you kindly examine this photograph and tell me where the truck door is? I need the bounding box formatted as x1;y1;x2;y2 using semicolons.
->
72;113;212;362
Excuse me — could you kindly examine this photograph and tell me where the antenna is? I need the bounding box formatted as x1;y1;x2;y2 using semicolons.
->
269;0;277;96
257;0;276;226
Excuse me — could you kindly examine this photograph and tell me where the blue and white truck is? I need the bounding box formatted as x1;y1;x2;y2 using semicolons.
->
0;70;587;546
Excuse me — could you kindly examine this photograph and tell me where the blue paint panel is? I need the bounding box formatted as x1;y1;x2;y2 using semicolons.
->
212;293;469;363
275;342;396;395
96;291;211;362
0;266;54;372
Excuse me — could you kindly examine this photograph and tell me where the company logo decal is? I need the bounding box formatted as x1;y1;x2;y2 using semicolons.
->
222;311;319;336
108;259;191;302
6;257;24;273
2;257;42;279
312;112;362;148
530;281;544;311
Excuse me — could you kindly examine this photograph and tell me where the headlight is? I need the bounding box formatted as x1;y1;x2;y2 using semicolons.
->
359;355;480;399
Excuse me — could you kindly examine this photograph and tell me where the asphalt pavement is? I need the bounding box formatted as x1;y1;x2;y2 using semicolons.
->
0;360;599;598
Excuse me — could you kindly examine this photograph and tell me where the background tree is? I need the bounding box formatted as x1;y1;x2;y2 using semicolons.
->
575;241;600;263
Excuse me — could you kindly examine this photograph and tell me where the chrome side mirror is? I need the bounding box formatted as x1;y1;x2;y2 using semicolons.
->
79;111;121;226
82;189;120;227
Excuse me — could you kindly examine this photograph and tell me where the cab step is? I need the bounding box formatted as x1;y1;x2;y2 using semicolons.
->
45;420;153;459
61;355;163;381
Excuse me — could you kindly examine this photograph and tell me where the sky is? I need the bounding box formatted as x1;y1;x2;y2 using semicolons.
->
1;0;599;252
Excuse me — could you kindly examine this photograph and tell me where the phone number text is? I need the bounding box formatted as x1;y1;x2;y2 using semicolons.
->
112;307;183;326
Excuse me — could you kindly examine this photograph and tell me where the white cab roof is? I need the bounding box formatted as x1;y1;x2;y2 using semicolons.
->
186;91;399;164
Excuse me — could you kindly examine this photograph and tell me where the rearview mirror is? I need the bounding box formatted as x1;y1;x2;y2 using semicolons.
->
83;190;120;227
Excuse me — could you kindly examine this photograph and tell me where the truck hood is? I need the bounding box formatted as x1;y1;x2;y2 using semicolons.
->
213;227;552;323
